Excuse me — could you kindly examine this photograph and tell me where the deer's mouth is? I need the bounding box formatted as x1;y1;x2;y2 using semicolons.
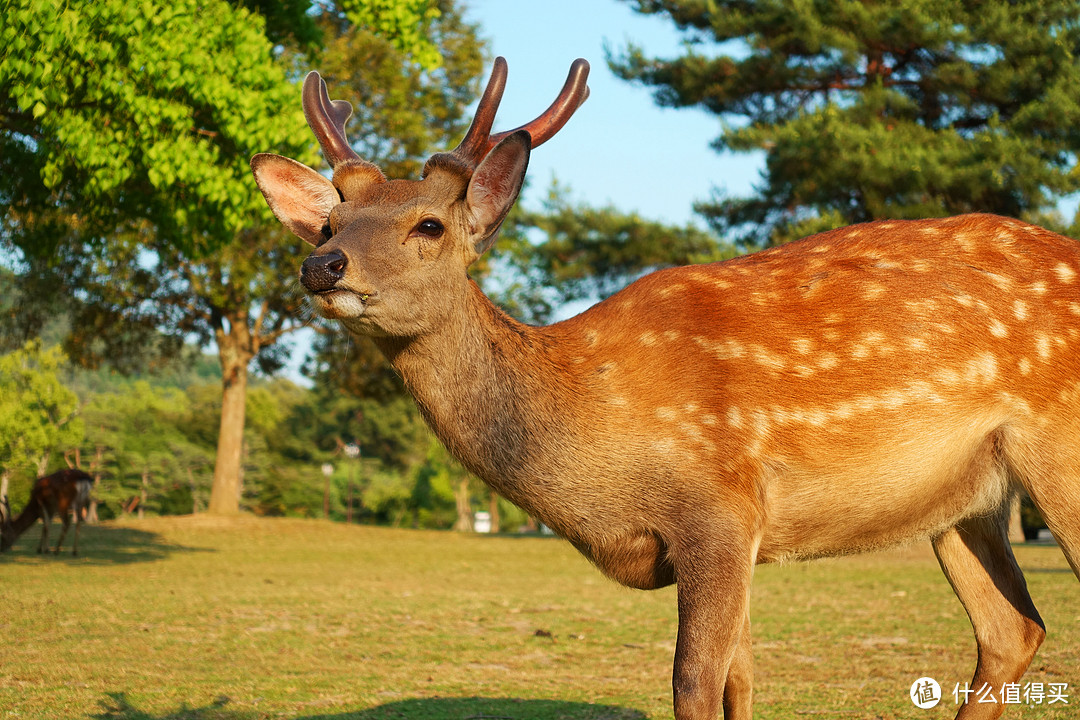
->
311;288;374;319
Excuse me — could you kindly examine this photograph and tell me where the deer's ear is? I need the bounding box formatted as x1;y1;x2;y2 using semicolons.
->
251;153;340;246
464;131;530;261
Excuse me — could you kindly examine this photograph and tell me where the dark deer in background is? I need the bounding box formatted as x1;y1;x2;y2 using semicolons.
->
251;57;1080;720
1;469;94;556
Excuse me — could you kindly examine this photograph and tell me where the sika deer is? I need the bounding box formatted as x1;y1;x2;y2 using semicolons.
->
1;468;94;556
251;58;1080;720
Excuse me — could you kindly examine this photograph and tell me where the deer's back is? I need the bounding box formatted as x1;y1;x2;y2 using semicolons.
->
548;213;1080;560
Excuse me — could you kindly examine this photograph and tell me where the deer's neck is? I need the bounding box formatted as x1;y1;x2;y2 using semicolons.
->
10;502;42;538
374;280;582;511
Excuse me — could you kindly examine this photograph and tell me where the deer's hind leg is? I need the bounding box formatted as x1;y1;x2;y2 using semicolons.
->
1011;428;1080;583
53;513;73;555
932;501;1045;720
36;502;51;554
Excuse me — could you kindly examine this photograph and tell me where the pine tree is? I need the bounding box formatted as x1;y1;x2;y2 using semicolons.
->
612;0;1080;247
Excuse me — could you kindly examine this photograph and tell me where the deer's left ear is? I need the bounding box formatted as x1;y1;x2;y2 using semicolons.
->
464;130;531;262
251;153;340;246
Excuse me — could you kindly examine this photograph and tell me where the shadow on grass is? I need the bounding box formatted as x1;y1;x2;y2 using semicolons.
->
0;524;211;566
92;693;648;720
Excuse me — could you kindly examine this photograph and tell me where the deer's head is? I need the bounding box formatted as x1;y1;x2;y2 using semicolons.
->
251;58;589;338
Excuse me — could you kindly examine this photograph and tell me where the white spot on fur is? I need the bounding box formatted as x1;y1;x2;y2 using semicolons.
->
658;284;685;298
792;338;814;355
1029;281;1048;295
1018;358;1032;376
1035;334;1051;361
817;353;839;370
907;337;930;352
989;319;1008;338
727;406;743;429
965;353;998;384
656;407;676;422
863;283;886;300
695;336;747;361
1054;263;1076;283
750;344;786;371
1013;299;1029;321
639;331;657;347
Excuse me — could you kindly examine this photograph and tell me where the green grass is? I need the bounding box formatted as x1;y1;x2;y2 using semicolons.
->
0;516;1076;720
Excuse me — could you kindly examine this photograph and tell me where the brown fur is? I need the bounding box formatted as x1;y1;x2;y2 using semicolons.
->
1;469;93;556
252;60;1080;720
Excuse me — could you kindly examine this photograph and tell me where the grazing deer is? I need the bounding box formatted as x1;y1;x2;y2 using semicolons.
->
1;469;94;556
251;58;1080;720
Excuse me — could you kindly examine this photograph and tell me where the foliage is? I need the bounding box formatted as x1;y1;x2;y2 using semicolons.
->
503;182;736;315
0;0;312;257
1;0;487;515
80;381;208;519
338;0;444;70
0;340;83;482
612;0;1080;246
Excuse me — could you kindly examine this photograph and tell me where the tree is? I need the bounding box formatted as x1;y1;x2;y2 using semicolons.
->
504;182;736;316
611;1;1080;247
0;341;83;503
2;0;485;515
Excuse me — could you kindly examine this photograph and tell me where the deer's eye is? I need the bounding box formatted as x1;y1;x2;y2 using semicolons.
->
417;219;444;238
320;223;333;241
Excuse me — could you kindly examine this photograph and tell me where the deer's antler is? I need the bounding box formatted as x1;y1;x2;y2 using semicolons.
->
302;71;361;169
451;57;590;167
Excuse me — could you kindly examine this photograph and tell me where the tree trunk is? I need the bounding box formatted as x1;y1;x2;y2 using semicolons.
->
87;444;104;524
0;469;10;522
35;451;50;477
488;490;500;534
208;332;250;516
138;469;148;520
453;477;473;532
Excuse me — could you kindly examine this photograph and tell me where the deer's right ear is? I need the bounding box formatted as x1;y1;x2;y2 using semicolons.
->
251;153;340;246
464;131;531;262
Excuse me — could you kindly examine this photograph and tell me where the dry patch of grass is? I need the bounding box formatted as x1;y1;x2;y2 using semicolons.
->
0;516;1076;719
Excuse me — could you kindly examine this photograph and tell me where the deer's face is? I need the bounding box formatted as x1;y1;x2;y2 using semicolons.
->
252;135;530;339
301;167;471;337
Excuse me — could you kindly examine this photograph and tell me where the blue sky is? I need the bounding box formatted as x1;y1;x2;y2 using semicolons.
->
462;0;762;227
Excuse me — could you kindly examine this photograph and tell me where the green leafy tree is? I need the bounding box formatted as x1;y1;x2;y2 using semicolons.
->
504;182;736;316
612;1;1080;246
0;341;83;505
80;381;203;518
2;0;484;515
1;0;311;257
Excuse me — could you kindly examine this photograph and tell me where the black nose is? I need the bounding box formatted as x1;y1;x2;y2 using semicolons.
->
301;250;347;293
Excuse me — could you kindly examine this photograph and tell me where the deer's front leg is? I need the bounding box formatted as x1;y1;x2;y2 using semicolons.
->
671;526;758;720
723;608;754;719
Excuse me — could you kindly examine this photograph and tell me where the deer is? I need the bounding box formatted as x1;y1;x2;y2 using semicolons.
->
1;468;94;556
250;57;1080;720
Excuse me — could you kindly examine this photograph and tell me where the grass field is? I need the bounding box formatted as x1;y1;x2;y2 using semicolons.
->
0;516;1076;720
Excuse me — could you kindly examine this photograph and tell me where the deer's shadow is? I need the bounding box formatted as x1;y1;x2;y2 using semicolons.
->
1;523;209;565
91;692;648;720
